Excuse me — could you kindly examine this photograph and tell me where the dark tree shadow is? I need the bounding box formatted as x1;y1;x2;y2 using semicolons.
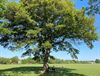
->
40;67;86;76
0;66;86;76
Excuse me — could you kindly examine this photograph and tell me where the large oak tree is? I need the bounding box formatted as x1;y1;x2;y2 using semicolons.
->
0;0;98;73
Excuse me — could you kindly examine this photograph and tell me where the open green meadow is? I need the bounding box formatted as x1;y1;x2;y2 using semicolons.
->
0;64;100;76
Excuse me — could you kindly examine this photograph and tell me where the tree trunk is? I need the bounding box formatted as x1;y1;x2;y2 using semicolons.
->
42;49;50;73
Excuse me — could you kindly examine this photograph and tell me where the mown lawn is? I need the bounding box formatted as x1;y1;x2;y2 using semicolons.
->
0;64;100;76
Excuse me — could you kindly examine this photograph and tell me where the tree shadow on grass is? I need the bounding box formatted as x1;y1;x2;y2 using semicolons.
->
0;66;86;76
40;67;86;76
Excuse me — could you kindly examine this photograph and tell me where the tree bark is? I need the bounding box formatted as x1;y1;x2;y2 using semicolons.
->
42;49;50;73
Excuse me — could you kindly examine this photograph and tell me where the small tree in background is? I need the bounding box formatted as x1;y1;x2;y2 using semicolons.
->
21;57;37;64
0;0;98;73
95;59;100;63
10;56;19;64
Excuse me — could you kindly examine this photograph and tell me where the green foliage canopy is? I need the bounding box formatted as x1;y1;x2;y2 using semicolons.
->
0;0;98;60
86;0;100;15
79;0;100;15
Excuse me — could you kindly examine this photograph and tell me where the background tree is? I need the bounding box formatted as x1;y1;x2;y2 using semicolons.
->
95;59;100;63
0;57;10;64
10;56;19;64
0;0;98;73
21;57;36;64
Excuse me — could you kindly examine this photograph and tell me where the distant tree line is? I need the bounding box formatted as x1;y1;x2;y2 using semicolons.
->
0;56;100;64
0;56;19;64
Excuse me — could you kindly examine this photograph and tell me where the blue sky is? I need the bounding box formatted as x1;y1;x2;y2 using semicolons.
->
0;0;100;60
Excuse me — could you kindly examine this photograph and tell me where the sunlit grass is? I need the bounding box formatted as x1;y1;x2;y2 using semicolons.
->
0;64;100;76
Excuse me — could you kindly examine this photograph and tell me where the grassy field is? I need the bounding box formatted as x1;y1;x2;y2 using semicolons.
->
0;64;100;76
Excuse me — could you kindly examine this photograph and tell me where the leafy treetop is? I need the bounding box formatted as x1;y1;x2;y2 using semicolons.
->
0;0;98;60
